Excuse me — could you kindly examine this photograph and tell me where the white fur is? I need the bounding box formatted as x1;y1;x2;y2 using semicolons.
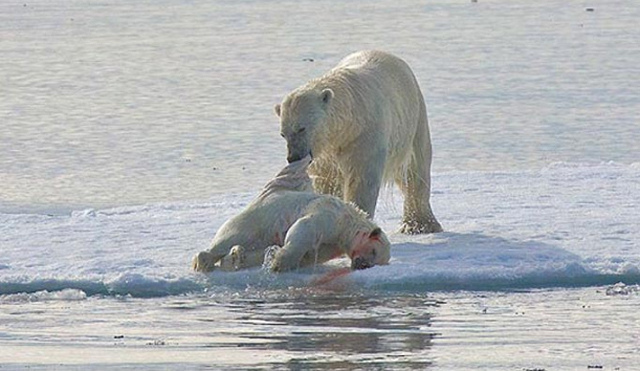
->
275;50;443;234
192;156;390;273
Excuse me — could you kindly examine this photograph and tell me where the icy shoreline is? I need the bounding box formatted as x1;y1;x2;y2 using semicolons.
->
2;162;639;297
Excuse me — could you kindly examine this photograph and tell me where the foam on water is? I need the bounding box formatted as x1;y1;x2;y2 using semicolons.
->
2;162;638;298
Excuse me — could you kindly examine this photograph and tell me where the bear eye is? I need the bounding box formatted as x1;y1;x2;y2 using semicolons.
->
297;127;306;134
280;132;285;138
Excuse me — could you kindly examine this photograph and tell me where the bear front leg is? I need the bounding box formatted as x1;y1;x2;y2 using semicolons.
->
341;150;385;218
270;216;323;272
310;161;344;198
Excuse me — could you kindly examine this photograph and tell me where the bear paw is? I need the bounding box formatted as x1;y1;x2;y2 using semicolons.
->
399;219;443;235
219;245;247;271
263;245;282;272
192;251;217;272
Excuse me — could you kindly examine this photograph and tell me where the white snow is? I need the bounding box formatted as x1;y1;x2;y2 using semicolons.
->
1;162;638;297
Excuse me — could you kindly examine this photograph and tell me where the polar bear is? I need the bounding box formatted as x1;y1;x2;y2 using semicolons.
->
192;156;390;273
275;50;442;234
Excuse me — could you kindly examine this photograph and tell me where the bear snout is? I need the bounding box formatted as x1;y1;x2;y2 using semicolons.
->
351;257;373;270
287;154;301;163
287;150;312;163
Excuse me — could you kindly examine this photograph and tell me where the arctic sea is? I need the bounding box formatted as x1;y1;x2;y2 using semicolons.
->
1;0;639;369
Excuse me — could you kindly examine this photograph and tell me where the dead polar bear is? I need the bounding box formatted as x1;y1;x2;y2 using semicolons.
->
192;156;390;273
275;50;443;234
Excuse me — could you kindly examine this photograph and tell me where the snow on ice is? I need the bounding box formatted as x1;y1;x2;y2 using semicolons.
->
1;162;639;297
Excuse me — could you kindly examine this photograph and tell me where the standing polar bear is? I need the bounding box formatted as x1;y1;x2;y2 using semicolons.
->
192;156;391;273
275;50;442;234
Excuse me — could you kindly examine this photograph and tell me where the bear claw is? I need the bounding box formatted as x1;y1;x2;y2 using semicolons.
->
399;220;443;235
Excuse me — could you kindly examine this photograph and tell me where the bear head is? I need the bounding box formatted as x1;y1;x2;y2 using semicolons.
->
350;227;391;270
275;87;334;163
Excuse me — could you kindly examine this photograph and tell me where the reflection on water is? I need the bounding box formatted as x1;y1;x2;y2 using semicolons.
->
199;291;438;369
3;288;639;369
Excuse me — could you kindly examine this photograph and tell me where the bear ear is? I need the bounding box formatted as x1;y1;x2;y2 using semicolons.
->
369;227;382;240
274;104;281;117
321;88;333;105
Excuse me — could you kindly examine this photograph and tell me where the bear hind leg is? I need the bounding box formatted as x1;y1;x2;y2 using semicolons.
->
397;170;442;234
397;122;443;234
192;251;221;272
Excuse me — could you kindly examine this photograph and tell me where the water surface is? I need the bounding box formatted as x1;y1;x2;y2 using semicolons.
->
1;0;639;369
2;0;638;211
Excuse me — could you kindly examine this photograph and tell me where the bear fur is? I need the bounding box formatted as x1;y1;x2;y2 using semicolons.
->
192;156;390;273
275;50;442;234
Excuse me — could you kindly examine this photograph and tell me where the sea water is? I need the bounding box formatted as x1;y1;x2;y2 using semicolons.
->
1;0;640;369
